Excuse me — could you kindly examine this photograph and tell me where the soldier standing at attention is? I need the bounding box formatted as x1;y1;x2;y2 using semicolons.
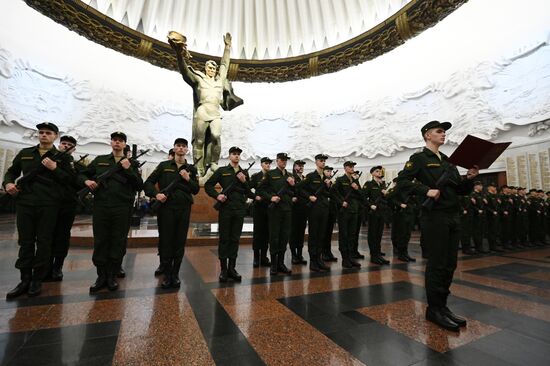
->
459;194;474;254
144;138;199;288
49;135;80;281
395;120;479;332
332;161;362;269
364;166;390;265
300;154;333;272
205;146;252;282
289;160;308;265
4;122;73;298
259;153;295;276
79;132;143;293
249;157;272;268
485;183;504;253
470;182;489;254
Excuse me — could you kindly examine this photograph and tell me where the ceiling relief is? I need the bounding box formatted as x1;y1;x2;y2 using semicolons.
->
23;0;468;82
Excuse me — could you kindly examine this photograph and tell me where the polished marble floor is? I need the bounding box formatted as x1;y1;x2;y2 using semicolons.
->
1;214;550;365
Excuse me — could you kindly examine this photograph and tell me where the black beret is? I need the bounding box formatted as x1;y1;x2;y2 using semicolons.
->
36;122;59;133
60;135;77;145
110;131;127;142
294;159;306;166
173;138;188;146
315;153;328;161
370;165;383;173
229;146;242;154
344;161;356;167
260;157;272;163
421;120;452;136
276;152;290;160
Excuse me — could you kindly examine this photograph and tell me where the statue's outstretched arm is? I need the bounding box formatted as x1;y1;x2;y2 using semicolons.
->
219;33;231;81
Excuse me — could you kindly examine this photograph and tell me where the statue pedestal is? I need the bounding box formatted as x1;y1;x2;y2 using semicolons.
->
190;186;218;222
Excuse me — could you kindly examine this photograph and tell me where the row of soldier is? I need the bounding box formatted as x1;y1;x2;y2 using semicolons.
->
459;183;549;254
5;122;548;300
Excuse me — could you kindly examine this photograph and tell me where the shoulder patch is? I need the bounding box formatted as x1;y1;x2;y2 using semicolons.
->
427;163;441;167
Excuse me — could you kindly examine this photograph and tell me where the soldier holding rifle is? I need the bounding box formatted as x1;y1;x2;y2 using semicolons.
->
144;138;199;288
395;121;479;332
4;122;73;298
204;146;253;283
78;132;143;293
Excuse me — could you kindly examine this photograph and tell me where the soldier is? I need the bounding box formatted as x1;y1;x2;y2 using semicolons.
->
364;166;390;265
259;153;295;275
300;154;333;272
389;179;417;262
516;187;530;246
204;146;252;282
79;132;143;293
4;122;74;298
49;135;82;281
459;195;475;254
322;176;339;263
289;160;308;265
332;161;362;268
499;185;513;250
249;157;272;268
395;120;479;331
485;183;504;252
144;138;199;288
470;182;489;254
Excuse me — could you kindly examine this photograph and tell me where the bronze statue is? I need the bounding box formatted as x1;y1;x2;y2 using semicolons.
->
168;31;243;176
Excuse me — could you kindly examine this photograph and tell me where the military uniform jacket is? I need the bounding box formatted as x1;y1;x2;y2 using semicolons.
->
364;180;388;216
292;172;308;208
470;191;486;217
395;147;474;213
459;195;473;216
250;171;268;208
59;155;87;205
517;196;528;216
144;160;199;207
485;192;500;218
259;167;295;211
204;164;252;211
299;170;331;208
3;145;74;207
78;153;143;207
332;174;362;214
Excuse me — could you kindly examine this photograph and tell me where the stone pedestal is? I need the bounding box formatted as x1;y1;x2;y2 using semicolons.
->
190;186;219;223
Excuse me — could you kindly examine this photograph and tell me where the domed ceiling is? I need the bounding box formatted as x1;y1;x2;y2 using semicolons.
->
24;0;468;81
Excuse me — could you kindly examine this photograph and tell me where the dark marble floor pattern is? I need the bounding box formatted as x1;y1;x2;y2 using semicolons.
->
0;214;550;365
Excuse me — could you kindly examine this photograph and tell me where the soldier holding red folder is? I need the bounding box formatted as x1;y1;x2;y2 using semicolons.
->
395;121;480;332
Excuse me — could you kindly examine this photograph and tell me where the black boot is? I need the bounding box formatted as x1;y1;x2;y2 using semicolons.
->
219;259;229;282
426;307;459;332
351;251;365;259
51;256;65;281
154;262;165;276
106;264;119;291
228;258;242;282
322;251;338;262
277;252;292;275
342;252;354;269
309;253;321;272
317;256;330;271
270;253;278;275
28;268;44;297
260;249;271;267
116;266;126;278
253;250;260;268
350;256;361;268
291;247;301;264
404;253;416;262
6;269;32;299
90;267;107;293
442;307;467;327
161;261;173;289
172;259;182;288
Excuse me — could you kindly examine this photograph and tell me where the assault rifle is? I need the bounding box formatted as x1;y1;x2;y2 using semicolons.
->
150;156;202;211
306;169;338;208
213;161;255;210
15;146;75;191
422;163;455;210
77;149;149;204
267;174;294;209
339;171;363;211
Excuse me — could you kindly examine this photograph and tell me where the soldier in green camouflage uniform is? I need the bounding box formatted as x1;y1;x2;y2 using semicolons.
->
364;166;390;265
459;195;474;254
79;132;143;293
289;160;308;265
4;122;74;298
205;146;252;282
144;138;199;288
470;182;489;253
249;157;272;268
485;183;503;252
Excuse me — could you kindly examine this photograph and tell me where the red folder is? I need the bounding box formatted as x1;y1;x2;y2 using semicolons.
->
448;135;511;169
